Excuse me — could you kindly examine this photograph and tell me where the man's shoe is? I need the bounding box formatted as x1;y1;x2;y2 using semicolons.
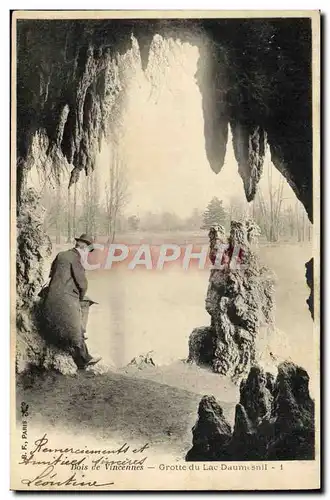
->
87;356;102;367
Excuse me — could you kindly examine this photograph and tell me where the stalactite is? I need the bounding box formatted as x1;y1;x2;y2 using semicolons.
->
16;18;313;217
195;40;229;174
230;121;266;201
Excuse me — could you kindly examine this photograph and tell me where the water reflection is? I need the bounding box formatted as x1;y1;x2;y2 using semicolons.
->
86;265;209;367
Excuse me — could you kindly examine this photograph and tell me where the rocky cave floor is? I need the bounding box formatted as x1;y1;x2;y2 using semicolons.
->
16;356;315;462
16;361;238;460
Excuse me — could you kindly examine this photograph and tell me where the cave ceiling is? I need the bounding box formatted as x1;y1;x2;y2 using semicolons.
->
16;18;313;220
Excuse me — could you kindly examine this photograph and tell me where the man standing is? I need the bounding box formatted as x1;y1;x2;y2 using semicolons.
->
42;234;101;369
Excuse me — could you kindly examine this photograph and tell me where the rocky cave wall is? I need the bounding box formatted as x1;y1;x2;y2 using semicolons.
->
15;17;313;371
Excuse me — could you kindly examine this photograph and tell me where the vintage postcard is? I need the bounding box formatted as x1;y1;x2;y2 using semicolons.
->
11;9;321;491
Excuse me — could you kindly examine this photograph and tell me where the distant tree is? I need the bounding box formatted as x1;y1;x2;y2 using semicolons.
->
41;173;68;244
81;170;100;240
201;197;227;229
105;146;129;243
127;215;140;231
184;208;203;230
294;199;312;243
161;211;182;231
227;196;248;223
139;211;183;231
252;161;285;242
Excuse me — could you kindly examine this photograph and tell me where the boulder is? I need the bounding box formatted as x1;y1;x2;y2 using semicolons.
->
185;395;232;461
186;362;315;461
126;351;156;370
187;327;215;366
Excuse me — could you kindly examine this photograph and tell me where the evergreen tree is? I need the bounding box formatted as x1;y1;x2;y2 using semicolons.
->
201;197;227;229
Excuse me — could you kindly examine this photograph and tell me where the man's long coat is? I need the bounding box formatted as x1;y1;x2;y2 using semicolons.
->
42;248;88;346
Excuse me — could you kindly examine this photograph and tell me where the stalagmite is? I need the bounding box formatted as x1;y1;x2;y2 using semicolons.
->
186;362;315;461
188;220;275;382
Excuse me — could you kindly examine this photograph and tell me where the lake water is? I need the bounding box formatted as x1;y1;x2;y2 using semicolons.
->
86;265;210;367
47;240;316;393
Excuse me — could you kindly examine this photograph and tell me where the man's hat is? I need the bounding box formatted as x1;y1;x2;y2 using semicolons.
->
75;233;94;247
80;296;99;305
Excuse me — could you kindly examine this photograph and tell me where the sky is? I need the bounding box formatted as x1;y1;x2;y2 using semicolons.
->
95;35;299;218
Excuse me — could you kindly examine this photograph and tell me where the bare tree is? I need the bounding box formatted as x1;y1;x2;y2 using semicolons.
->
294;199;312;243
72;181;77;239
66;181;78;243
254;161;285;242
105;145;129;243
80;170;100;239
228;196;248;223
66;188;72;243
54;183;62;244
41;174;68;243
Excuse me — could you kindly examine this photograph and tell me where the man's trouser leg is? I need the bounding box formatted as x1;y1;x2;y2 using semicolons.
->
70;338;93;369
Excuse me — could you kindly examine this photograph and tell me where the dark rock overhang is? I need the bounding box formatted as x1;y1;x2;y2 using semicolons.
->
16;17;313;220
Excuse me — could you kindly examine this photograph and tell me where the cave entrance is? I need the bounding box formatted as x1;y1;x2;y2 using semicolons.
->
18;24;314;378
27;34;313;371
